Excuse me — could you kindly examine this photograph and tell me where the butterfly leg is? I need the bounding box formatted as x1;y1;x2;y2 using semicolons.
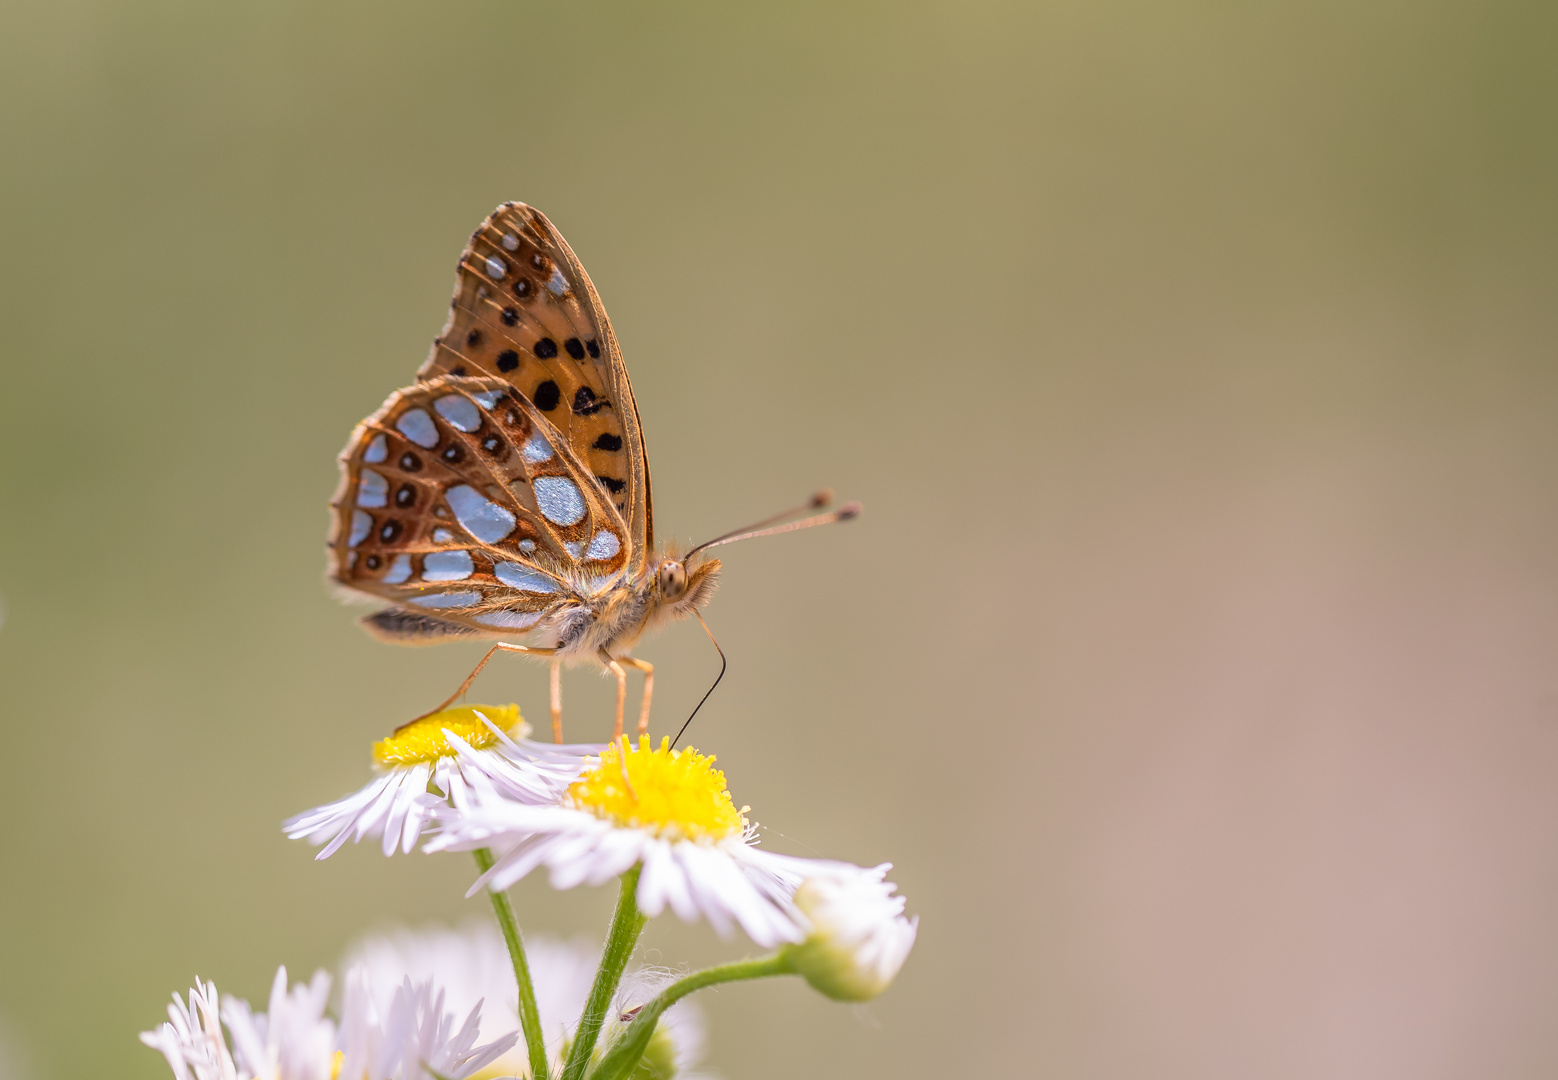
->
618;657;654;736
402;641;557;731
599;650;629;741
549;660;563;744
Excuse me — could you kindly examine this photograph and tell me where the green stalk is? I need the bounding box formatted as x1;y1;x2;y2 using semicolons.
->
475;848;551;1080
586;954;795;1080
561;867;649;1080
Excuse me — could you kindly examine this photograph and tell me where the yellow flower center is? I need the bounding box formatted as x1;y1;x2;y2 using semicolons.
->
568;736;747;841
372;704;525;768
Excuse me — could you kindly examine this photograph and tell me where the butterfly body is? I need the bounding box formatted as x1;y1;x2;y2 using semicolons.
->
547;551;721;666
352;535;719;668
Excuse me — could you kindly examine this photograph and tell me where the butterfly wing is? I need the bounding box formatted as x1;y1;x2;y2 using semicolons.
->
328;375;631;636
415;202;653;571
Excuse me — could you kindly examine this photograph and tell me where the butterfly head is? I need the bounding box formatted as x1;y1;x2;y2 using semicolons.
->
650;552;721;617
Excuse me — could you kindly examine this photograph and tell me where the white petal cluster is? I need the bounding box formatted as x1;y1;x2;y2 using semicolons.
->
338;973;515;1080
783;864;918;1002
140;965;514;1080
283;715;595;859
224;968;335;1080
343;923;709;1078
427;780;854;948
141;925;714;1080
140;978;237;1080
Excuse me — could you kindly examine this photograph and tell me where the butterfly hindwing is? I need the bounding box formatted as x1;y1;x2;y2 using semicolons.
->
328;375;630;635
415;202;652;572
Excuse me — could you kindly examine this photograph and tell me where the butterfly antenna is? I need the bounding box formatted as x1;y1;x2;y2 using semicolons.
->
673;612;727;750
687;494;861;558
686;490;834;554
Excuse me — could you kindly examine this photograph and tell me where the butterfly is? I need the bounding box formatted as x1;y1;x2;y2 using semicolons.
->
327;202;858;742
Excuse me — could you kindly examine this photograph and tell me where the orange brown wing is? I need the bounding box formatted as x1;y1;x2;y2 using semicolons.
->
416;202;652;573
328;376;630;635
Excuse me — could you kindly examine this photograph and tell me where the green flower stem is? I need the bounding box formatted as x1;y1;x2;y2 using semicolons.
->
587;953;796;1080
561;866;649;1080
474;848;551;1080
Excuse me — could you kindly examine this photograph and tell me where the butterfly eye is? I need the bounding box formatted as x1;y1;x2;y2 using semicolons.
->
657;561;688;601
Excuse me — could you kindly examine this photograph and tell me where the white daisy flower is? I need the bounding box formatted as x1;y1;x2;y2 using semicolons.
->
141;966;515;1080
783;864;918;1001
337;972;516;1080
283;704;596;859
140;978;237;1080
342;923;711;1079
223;967;335;1080
342;924;585;1074
427;736;858;948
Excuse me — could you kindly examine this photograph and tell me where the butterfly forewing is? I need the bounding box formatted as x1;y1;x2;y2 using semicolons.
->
415;202;651;571
328;375;630;634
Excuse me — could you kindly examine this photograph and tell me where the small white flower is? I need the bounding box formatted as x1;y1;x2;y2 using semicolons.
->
343;924;588;1074
283;704;595;858
343;923;710;1078
427;737;859;948
338;973;516;1080
782;864;918;1002
142;966;515;1080
223;967;335;1080
140;979;237;1080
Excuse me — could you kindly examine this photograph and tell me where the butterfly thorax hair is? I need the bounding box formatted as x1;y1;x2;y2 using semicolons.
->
542;549;720;665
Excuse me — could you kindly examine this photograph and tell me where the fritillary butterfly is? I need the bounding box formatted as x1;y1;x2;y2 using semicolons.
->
327;203;857;741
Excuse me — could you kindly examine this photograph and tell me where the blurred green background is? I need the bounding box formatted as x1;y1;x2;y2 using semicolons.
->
2;1;1557;1077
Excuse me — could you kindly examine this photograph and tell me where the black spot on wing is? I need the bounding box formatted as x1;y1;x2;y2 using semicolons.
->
572;386;610;415
534;337;558;359
496;349;520;372
532;380;561;411
592;432;623;451
586;339;601;359
596;475;627;494
564;337;585;360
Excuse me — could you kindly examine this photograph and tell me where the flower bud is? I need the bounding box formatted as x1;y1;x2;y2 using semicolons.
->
783;865;917;1002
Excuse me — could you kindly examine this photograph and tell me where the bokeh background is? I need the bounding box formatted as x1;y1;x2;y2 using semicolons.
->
2;1;1557;1077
